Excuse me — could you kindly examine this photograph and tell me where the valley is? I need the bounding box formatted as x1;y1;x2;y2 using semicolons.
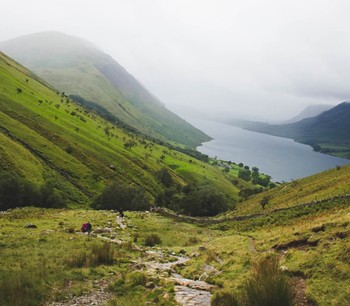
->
0;32;349;306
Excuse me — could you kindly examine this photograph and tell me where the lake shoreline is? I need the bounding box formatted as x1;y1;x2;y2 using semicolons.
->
188;118;350;182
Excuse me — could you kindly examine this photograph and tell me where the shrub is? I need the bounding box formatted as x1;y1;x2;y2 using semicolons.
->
243;256;294;306
157;168;174;187
0;174;66;210
179;185;231;216
184;236;201;246
127;271;147;287
92;182;150;211
144;234;162;247
211;291;239;306
38;182;65;208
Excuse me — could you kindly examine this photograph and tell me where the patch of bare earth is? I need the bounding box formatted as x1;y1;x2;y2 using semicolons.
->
291;276;317;306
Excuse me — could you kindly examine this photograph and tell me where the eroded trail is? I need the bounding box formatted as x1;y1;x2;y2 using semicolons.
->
47;213;215;305
139;250;215;306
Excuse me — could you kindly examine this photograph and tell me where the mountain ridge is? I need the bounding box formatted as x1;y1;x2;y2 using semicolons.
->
0;31;210;147
226;102;350;159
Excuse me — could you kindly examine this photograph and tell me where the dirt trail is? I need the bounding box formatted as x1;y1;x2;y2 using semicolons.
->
140;250;215;305
47;214;214;305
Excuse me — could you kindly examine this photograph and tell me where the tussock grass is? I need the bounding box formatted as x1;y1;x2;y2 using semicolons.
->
0;270;46;306
242;256;294;306
127;271;148;287
211;291;239;306
144;233;162;247
65;242;115;267
108;295;145;306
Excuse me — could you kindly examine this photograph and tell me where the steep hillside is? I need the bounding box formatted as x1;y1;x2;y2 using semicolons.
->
229;163;350;216
0;51;247;206
0;32;210;147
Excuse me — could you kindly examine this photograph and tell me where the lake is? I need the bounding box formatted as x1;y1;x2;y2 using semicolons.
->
187;118;350;182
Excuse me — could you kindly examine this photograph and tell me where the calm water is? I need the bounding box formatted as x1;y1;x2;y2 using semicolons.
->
188;118;350;182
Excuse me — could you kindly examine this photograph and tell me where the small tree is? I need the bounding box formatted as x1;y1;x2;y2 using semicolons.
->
238;169;251;181
157;168;173;187
179;185;230;216
260;196;270;210
92;182;150;211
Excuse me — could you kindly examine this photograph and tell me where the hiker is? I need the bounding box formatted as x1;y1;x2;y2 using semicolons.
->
81;222;92;235
118;209;124;218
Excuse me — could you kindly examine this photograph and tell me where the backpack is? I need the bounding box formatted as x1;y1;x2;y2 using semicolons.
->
81;223;91;233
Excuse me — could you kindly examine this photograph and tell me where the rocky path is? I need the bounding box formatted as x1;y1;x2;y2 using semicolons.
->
140;250;215;305
46;278;113;306
47;214;215;305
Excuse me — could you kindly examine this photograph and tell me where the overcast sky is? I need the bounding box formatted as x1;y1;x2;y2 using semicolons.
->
1;0;350;121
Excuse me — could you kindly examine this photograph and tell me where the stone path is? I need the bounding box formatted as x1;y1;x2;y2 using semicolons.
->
47;214;215;305
140;250;215;305
46;278;113;306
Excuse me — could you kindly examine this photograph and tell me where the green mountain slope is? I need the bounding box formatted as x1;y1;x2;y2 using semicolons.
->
0;51;247;206
229;162;350;216
0;31;210;147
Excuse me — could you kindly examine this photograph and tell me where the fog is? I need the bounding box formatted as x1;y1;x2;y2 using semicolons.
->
1;0;350;121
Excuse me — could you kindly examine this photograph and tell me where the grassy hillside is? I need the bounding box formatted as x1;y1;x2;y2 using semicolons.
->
0;32;210;148
0;195;348;305
230;163;350;216
0;50;260;208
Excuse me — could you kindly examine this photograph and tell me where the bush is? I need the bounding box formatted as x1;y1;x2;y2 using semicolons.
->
243;256;294;306
127;271;147;287
144;234;162;247
179;185;231;216
0;174;66;210
157;168;174;187
92;182;150;211
211;291;239;306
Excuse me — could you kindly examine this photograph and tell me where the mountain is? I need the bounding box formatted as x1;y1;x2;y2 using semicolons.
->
0;50;253;207
285;104;333;123
0;32;210;147
227;102;350;159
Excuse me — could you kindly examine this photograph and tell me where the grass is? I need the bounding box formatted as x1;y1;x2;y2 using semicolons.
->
0;200;349;305
0;50;255;207
2;37;210;148
229;163;350;216
242;256;294;306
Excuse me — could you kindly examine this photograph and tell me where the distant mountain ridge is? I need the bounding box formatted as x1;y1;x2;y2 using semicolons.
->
227;102;350;159
0;31;210;147
285;104;333;123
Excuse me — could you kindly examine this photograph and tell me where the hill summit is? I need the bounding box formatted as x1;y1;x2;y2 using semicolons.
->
0;31;210;147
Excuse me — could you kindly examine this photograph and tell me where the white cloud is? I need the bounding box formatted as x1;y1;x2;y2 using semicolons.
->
1;0;350;120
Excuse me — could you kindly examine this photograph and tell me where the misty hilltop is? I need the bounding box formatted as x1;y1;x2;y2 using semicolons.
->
0;31;210;147
284;104;333;123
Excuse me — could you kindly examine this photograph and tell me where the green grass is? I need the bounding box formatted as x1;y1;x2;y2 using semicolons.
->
0;200;349;305
1;33;210;148
0;51;251;206
229;163;350;216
